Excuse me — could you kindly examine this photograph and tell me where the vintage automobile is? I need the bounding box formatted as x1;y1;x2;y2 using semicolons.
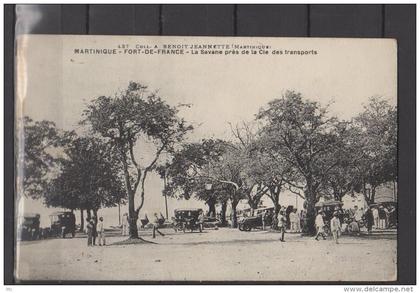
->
238;207;274;232
49;211;76;238
17;213;41;241
172;208;203;233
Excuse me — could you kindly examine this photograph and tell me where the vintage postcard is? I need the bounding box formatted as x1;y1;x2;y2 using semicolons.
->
15;35;397;282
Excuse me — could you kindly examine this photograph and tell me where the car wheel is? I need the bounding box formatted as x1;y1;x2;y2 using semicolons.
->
243;224;251;232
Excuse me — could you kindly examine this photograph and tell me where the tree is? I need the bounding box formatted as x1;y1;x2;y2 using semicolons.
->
19;117;63;199
44;136;126;228
161;139;230;219
257;91;349;234
316;123;364;201
246;137;298;224
229;123;269;213
82;82;192;239
163;138;250;227
206;145;249;228
354;97;397;203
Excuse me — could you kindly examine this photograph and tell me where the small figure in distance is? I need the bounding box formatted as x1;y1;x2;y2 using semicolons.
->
277;210;286;242
98;216;106;246
121;213;129;236
152;213;165;238
315;211;327;241
198;210;205;232
330;212;341;244
85;217;93;247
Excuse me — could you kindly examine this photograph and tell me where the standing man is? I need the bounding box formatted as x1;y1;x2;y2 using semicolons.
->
330;212;341;244
288;209;294;232
261;210;267;231
383;206;390;228
378;206;386;229
97;217;106;246
121;213;128;236
315;211;326;240
152;213;165;238
365;207;374;234
85;217;93;247
91;217;97;246
372;206;379;229
198;210;205;232
277;210;286;242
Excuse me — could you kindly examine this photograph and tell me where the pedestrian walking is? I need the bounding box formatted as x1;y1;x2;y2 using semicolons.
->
330;212;341;244
121;213;129;236
152;213;165;238
277;210;286;242
97;217;106;246
85;217;93;247
315;211;326;240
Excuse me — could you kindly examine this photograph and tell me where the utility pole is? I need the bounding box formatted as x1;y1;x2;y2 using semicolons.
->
118;201;121;226
163;170;169;219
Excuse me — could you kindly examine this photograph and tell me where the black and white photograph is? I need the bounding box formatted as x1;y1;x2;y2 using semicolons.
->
14;35;398;282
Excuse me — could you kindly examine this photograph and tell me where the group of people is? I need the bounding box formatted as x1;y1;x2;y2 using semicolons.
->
85;216;105;247
312;204;397;244
314;210;341;244
121;212;169;239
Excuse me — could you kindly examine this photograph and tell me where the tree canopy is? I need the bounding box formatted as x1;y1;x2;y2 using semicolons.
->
82;81;193;238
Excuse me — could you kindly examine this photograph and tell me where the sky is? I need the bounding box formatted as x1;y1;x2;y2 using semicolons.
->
16;35;397;227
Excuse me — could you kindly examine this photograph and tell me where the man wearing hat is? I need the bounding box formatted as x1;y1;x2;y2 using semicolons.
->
315;211;326;240
330;212;341;244
277;210;286;242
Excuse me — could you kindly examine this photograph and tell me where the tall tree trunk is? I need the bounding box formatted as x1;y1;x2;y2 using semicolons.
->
128;190;139;239
231;199;239;228
118;202;121;226
220;200;228;226
303;187;316;235
206;198;216;217
273;202;281;230
79;209;84;232
269;189;281;230
370;186;376;204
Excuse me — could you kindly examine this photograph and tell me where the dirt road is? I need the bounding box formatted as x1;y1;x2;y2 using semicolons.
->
15;228;397;282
